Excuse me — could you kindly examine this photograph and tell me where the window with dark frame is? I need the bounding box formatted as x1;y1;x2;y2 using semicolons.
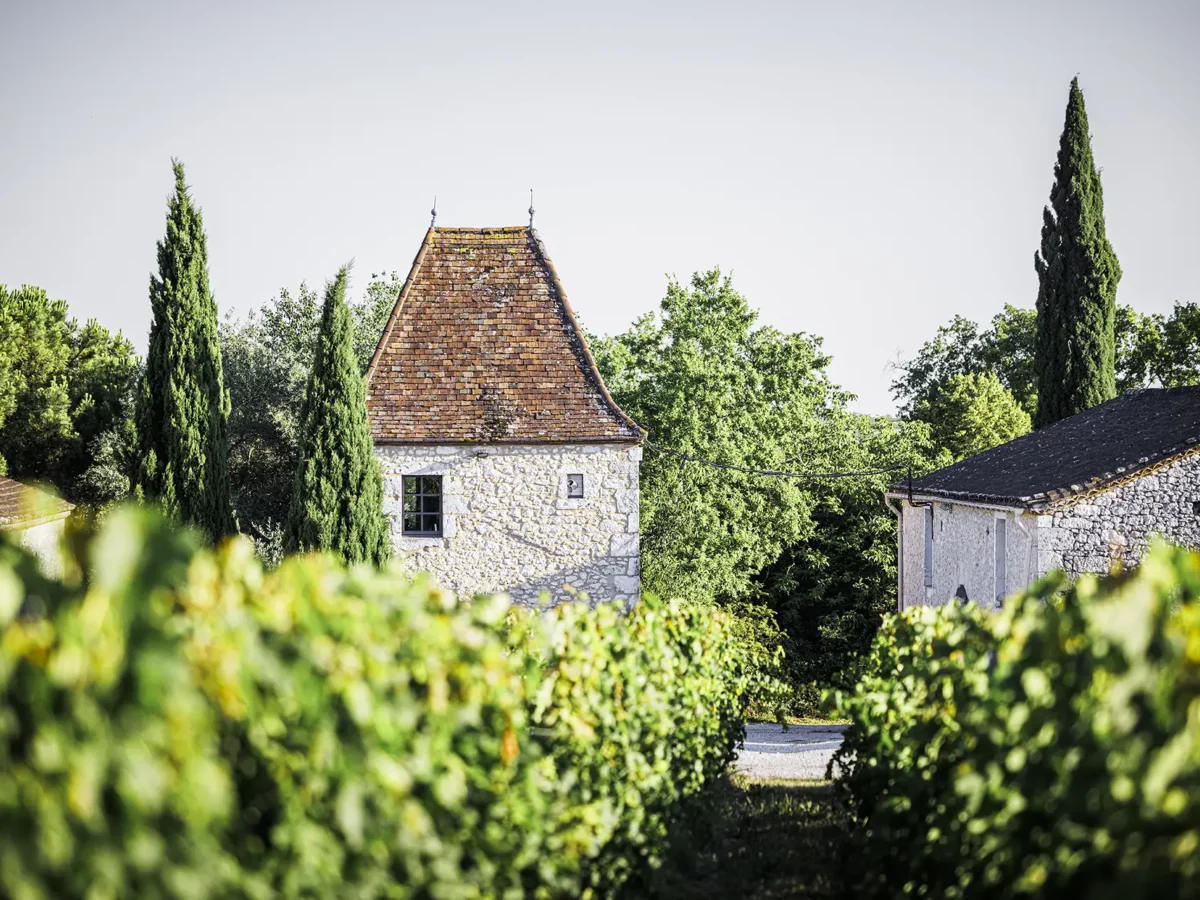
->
567;473;585;498
403;475;443;536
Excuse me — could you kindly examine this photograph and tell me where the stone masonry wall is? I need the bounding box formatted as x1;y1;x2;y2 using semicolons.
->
375;442;641;606
1036;451;1200;577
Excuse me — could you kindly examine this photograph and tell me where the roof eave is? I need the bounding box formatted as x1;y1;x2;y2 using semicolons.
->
884;487;1035;510
889;441;1200;513
0;508;74;531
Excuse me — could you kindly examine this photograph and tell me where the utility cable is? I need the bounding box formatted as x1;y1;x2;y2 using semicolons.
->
643;439;910;481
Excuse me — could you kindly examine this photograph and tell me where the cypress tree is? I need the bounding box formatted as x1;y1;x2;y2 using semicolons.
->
1033;77;1122;428
135;160;236;539
284;267;390;564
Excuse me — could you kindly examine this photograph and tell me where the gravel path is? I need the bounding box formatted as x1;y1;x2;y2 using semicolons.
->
734;723;847;781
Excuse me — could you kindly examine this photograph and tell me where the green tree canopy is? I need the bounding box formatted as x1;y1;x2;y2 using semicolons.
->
135;160;235;540
892;302;1169;428
891;306;1038;419
593;268;941;710
0;284;136;494
1033;77;1122;427
592;269;843;603
284;267;389;565
1150;302;1200;387
913;372;1032;462
221;272;399;560
753;414;940;712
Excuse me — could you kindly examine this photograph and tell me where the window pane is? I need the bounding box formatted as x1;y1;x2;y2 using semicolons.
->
421;475;442;495
422;514;441;533
422;496;441;514
403;496;418;513
403;514;420;532
404;477;418;495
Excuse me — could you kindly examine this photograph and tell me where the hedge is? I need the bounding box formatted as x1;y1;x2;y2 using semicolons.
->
518;596;782;894
831;543;1200;899
0;507;776;899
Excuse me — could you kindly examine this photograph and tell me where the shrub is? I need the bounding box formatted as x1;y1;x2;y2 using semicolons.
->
520;595;785;895
0;508;772;899
0;510;556;898
832;544;1200;899
0;512;238;900
181;539;556;898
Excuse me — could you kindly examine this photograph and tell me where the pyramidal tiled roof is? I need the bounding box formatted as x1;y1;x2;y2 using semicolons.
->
892;387;1200;508
366;226;643;444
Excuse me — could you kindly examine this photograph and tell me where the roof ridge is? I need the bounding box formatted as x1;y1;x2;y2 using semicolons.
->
429;225;529;234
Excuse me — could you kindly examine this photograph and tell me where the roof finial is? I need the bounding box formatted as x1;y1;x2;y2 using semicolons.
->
430;196;437;228
528;188;535;228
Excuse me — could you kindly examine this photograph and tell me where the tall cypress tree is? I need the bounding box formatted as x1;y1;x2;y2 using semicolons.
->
135;160;236;539
1033;77;1122;428
284;267;389;564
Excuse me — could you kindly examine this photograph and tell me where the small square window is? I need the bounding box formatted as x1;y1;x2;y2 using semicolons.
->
402;475;442;535
1193;500;1200;516
567;474;584;499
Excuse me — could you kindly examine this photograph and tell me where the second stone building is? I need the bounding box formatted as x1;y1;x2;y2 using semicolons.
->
366;224;644;605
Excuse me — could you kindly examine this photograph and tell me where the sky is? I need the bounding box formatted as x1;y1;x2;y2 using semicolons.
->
2;0;1198;414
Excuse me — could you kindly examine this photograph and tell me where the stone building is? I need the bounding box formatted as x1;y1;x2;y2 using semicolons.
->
365;225;644;605
887;387;1200;610
0;476;74;575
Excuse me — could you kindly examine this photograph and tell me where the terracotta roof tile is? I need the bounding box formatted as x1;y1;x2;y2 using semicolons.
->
366;226;643;443
0;476;74;529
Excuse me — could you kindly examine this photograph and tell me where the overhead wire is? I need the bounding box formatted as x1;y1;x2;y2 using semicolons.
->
642;438;911;481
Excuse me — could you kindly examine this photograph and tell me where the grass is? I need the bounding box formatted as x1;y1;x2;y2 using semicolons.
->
649;775;850;898
767;715;850;727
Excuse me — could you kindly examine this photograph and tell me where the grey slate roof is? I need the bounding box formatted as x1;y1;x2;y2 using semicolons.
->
890;387;1200;508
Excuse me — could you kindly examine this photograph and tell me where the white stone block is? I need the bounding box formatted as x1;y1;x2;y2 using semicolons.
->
610;533;638;557
614;575;640;594
615;490;638;513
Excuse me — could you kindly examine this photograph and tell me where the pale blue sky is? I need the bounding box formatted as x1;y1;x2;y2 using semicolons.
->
2;0;1197;413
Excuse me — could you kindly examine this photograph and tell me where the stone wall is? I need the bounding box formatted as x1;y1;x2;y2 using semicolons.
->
375;442;641;605
3;517;67;577
897;499;1038;612
1036;451;1200;576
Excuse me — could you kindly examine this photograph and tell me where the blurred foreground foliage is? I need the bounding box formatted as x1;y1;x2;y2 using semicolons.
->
832;543;1200;899
0;507;781;899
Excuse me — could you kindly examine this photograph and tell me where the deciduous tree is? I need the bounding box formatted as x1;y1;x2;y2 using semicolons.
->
913;372;1031;461
0;284;136;494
